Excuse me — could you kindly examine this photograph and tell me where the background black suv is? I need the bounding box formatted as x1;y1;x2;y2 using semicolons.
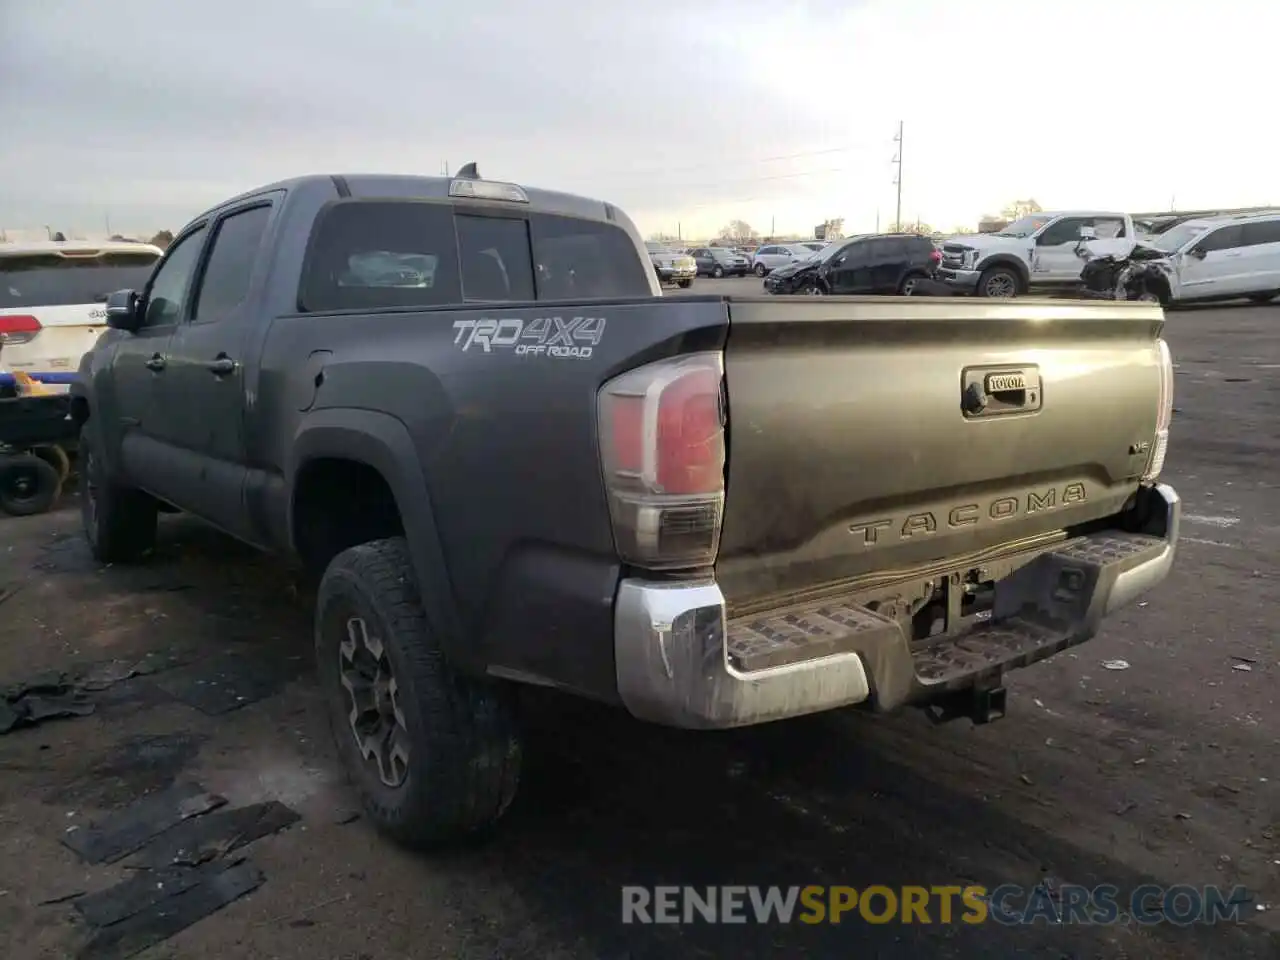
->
764;233;941;296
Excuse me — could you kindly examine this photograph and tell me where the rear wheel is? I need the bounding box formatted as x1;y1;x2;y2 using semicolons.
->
0;454;61;517
31;444;71;484
754;263;767;277
79;426;157;562
977;266;1020;298
317;537;522;848
899;272;926;296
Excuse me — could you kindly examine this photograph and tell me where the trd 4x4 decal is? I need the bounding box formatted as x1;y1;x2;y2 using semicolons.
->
452;316;606;359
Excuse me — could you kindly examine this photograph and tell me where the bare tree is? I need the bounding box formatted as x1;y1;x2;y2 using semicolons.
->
1000;199;1043;221
149;229;175;249
719;220;755;242
888;220;934;235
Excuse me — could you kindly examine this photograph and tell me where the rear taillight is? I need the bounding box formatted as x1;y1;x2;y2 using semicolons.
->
598;352;725;570
0;314;41;345
1143;338;1173;481
929;249;942;263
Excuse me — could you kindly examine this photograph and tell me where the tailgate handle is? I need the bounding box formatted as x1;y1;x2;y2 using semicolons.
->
962;367;1042;418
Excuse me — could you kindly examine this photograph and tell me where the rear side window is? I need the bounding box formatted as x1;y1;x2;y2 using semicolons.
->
456;215;535;302
531;214;652;299
0;249;160;309
876;238;907;258
300;201;462;312
193;205;271;322
1240;220;1280;246
300;200;654;311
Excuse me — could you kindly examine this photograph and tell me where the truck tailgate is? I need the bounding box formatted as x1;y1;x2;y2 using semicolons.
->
716;297;1167;609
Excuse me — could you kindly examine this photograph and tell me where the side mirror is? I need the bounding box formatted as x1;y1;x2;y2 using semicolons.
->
104;289;143;332
1078;226;1097;241
1189;247;1207;260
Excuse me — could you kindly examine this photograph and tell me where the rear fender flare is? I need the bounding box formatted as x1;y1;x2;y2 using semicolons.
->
288;408;471;671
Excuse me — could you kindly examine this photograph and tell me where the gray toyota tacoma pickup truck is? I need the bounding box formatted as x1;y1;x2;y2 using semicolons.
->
71;167;1180;848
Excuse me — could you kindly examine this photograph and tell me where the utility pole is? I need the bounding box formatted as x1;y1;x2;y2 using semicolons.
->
105;212;112;237
892;121;904;231
875;209;880;232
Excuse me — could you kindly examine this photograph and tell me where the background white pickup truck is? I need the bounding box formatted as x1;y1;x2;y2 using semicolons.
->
937;211;1136;297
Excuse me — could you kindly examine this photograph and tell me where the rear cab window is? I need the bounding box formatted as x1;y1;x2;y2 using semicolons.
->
300;200;652;312
0;249;160;309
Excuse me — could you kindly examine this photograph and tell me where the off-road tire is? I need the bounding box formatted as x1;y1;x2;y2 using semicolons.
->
0;453;61;516
316;537;522;848
79;426;157;562
977;265;1021;298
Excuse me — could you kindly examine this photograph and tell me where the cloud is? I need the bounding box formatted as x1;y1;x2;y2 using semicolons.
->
1;0;859;233
5;0;1279;239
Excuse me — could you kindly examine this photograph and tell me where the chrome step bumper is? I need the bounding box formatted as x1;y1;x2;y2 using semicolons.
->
613;483;1180;729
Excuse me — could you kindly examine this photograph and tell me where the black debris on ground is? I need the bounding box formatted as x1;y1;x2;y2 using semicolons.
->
151;648;307;716
56;782;300;958
0;652;190;735
124;800;301;869
62;781;227;864
76;861;265;960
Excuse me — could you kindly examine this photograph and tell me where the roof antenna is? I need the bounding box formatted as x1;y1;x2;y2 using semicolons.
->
454;162;481;180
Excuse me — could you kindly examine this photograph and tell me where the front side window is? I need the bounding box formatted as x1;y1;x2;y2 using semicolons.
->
143;227;207;327
1198;225;1243;253
1036;218;1086;246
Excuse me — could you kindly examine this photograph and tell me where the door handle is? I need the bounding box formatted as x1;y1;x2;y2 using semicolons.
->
206;356;237;377
144;354;166;372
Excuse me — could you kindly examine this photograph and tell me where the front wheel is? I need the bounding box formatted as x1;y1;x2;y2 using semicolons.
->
317;537;522;848
0;454;61;517
977;266;1020;298
676;278;692;289
712;265;724;278
754;263;767;277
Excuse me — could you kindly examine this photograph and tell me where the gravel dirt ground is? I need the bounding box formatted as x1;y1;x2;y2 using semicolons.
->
0;281;1277;959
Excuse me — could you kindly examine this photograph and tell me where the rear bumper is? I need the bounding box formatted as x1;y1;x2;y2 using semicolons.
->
614;483;1180;729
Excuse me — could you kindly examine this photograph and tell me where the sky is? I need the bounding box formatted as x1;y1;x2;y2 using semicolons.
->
1;0;1276;241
